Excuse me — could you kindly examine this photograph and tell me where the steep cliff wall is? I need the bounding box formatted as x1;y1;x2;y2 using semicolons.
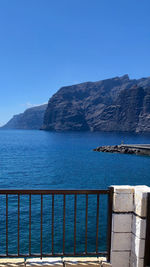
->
42;75;150;132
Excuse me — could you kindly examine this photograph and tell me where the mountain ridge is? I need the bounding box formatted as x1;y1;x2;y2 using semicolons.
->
42;75;150;132
1;104;47;130
2;74;150;132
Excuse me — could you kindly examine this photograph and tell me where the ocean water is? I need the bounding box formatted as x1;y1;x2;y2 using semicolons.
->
0;130;150;256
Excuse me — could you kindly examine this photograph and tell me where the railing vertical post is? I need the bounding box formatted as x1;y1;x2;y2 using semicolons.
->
63;194;66;254
18;194;20;256
85;194;88;254
96;194;99;253
107;187;113;262
74;194;77;255
144;192;150;267
6;194;8;256
52;194;54;255
29;194;31;256
40;194;43;259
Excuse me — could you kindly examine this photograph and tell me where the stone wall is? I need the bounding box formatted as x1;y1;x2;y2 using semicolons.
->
110;185;150;267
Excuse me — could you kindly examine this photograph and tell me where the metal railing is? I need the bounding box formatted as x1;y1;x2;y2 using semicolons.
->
0;189;113;260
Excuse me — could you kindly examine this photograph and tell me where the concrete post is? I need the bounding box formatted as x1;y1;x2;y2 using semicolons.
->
130;186;150;267
110;185;150;267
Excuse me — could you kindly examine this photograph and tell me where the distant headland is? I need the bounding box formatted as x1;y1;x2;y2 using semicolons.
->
1;104;47;130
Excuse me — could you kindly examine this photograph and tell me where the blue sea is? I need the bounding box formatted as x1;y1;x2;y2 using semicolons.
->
0;130;150;257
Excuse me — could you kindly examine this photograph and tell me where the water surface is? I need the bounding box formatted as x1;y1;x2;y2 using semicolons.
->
0;130;150;189
0;130;150;256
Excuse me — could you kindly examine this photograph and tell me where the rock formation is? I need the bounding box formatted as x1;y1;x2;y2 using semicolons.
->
3;74;150;132
42;75;150;132
2;104;47;130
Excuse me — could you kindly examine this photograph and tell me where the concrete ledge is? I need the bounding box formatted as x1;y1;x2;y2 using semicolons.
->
0;258;25;266
25;258;110;267
101;263;111;267
65;263;100;267
64;257;100;267
63;257;109;266
63;257;101;262
0;257;110;267
26;257;63;266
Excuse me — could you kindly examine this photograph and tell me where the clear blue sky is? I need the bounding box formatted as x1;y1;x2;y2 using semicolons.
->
0;0;150;125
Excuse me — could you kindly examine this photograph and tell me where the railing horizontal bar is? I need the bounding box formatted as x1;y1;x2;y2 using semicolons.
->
0;252;108;257
40;252;108;256
0;190;109;195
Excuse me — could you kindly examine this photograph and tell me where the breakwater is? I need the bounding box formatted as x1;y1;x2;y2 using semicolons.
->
93;144;150;156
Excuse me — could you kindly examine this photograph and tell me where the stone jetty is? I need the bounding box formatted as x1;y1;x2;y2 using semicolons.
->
93;144;150;156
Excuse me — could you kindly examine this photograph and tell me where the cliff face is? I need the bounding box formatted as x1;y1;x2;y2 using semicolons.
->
95;86;146;132
2;104;47;130
42;75;150;132
3;75;150;132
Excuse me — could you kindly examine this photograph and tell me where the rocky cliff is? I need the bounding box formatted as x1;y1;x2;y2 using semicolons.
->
2;104;47;130
42;75;150;132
